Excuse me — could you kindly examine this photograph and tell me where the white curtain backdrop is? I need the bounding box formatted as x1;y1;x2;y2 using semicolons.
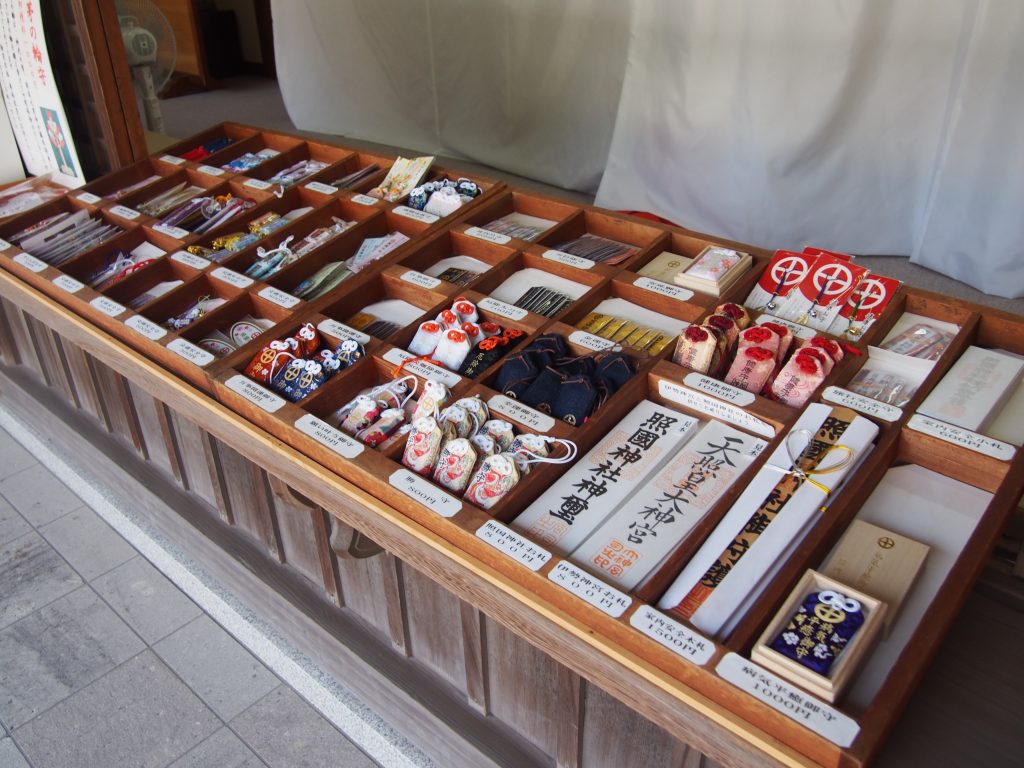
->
274;0;1024;297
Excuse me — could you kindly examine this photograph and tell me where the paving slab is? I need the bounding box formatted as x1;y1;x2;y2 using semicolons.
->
232;687;378;768
0;736;30;768
0;464;83;528
167;726;266;768
154;615;280;721
40;506;136;582
92;556;202;644
0;431;37;482
0;497;30;548
14;651;220;768
0;586;145;728
0;531;81;631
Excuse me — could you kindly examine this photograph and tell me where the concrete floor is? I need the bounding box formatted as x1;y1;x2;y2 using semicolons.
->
0;425;379;768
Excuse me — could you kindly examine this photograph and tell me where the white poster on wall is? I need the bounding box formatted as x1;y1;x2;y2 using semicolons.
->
0;0;84;187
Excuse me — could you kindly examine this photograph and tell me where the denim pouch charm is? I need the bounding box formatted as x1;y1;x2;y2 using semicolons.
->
594;352;636;394
519;367;564;413
553;376;597;425
494;351;537;393
335;338;366;367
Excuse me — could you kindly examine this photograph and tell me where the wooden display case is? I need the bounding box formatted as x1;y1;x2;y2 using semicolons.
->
0;124;1021;768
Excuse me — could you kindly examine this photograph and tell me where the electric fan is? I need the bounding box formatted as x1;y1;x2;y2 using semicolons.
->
117;0;176;132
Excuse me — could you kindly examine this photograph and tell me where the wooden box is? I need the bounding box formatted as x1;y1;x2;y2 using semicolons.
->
751;570;887;703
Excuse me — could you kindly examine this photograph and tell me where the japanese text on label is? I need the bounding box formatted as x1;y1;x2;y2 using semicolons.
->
166;338;214;367
716;654;860;747
823;386;902;423
52;275;84;294
400;270;441;290
211;267;253;288
908;414;1016;461
13;253;47;272
543;249;594;270
125;315;167;340
683;373;756;407
393;206;439;224
630;605;715;666
476;520;551;571
294;414;363;459
225;374;286;413
549;561;632;618
465;226;510;245
258;286;301;308
633;276;694;301
478;296;528;321
89;296;126;318
658;379;775;438
388;469;462;517
171;251;210;270
488;394;555;433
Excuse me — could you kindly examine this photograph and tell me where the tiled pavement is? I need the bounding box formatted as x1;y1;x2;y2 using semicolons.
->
0;426;379;768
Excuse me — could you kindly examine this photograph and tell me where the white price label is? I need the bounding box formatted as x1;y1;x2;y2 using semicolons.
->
166;338;215;367
388;469;462;517
716;654;860;747
0;238;10;252
464;226;510;245
634;276;694;301
76;192;101;205
225;374;286;413
757;314;815;339
683;372;756;407
152;223;190;240
383;348;461;387
478;297;528;321
549;561;632;618
304;181;336;195
125;315;167;340
244;178;272;191
294;414;363;459
393;206;439;224
568;330;614;351
543;249;594;270
160;154;185;165
908;414;1016;461
109;204;140;220
171;251;210;270
52;275;84;294
197;164;225;177
258;286;301;309
89;296;126;318
13;253;47;272
350;193;379;206
210;267;253;289
318;319;370;346
658;379;775;438
476;520;551;571
823;386;902;423
630;605;716;666
487;394;555;433
400;270;441;290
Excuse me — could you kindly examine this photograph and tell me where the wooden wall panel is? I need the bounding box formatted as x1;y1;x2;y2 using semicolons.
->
485;619;576;758
89;361;145;454
213;439;282;561
402;565;469;692
126;381;182;481
580;683;694;768
2;300;45;381
267;476;335;594
166;411;221;508
334;547;408;653
56;339;110;428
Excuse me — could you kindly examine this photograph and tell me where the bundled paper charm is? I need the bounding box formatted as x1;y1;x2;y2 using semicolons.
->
658;404;879;637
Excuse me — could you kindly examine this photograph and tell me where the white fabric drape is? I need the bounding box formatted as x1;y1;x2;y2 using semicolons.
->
274;0;1024;297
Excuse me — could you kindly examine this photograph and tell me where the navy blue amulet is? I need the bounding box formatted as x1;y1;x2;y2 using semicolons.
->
769;590;865;676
